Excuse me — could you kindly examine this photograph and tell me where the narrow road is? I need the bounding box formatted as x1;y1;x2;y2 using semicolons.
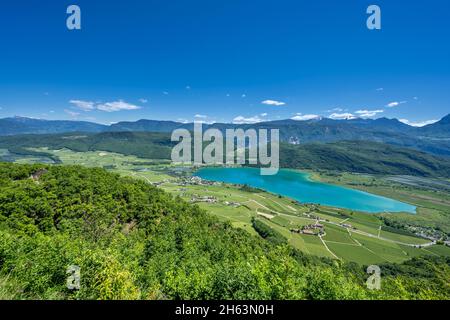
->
319;235;341;260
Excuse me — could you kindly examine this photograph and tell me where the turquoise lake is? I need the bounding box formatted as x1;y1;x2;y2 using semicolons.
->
195;168;417;214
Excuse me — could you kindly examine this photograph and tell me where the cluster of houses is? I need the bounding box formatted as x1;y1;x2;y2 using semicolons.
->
179;176;218;186
190;195;217;204
291;222;325;236
187;194;241;207
406;225;448;242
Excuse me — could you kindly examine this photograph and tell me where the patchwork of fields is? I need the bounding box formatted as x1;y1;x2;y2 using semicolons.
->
5;147;450;265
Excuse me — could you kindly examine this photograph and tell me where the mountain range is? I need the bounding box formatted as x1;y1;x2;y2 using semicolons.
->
0;114;449;156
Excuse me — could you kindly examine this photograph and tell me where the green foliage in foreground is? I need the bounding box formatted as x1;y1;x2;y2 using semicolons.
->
0;163;448;300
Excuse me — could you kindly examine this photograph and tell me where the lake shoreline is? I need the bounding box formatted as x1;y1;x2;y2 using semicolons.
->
195;167;417;214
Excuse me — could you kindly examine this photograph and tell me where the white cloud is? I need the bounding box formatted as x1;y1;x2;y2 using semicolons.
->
260;113;268;117
139;98;148;103
399;119;439;127
261;99;286;106
329;112;357;120
64;109;80;117
69;100;95;111
327;107;345;112
291;113;320;121
354;109;384;118
193;114;217;124
386;102;399;107
70;99;141;112
96;100;141;112
232;115;264;124
177;118;189;124
386;101;407;108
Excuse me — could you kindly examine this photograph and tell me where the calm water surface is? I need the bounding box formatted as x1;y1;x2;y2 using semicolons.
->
195;167;416;214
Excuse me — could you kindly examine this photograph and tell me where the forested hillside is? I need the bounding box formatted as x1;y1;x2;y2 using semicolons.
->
1;132;449;177
0;163;448;299
280;141;450;178
0;132;174;160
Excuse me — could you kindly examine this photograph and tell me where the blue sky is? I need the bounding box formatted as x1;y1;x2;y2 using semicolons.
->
0;0;449;125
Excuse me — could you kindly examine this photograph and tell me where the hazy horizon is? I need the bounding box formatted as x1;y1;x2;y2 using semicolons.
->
3;112;448;128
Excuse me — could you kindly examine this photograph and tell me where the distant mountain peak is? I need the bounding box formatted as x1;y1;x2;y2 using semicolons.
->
0;117;107;136
11;116;39;120
422;113;450;127
438;114;450;124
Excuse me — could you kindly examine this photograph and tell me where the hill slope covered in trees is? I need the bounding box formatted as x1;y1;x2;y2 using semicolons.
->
1;132;449;177
280;141;450;177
